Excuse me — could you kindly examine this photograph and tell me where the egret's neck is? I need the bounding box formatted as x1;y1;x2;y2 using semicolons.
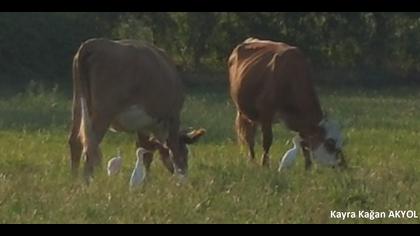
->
136;150;150;167
135;156;143;167
292;138;301;149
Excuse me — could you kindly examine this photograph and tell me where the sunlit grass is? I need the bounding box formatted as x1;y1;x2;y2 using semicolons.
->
0;84;419;223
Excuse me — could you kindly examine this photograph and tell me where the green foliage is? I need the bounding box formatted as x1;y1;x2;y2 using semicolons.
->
0;12;113;89
2;12;420;90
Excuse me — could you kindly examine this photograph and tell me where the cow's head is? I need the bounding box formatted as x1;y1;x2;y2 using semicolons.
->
172;128;206;177
300;118;346;169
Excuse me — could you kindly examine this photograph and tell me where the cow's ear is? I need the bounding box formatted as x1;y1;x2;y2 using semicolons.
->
180;128;206;144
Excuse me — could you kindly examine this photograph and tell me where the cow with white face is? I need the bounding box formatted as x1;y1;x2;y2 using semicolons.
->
68;38;206;183
300;118;346;169
228;37;346;170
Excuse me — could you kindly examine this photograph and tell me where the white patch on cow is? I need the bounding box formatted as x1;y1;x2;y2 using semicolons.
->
311;145;338;166
110;105;168;142
320;118;343;148
311;118;343;167
118;105;155;129
175;169;188;185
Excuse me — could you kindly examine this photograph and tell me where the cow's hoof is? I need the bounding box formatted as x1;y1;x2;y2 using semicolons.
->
261;155;270;168
247;157;257;165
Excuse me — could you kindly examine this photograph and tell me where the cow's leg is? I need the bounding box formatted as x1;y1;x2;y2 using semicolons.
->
83;139;100;183
136;133;155;172
235;112;256;161
302;146;312;170
158;146;174;174
135;134;174;174
69;130;82;176
260;119;273;167
166;120;188;177
68;90;82;176
83;114;110;182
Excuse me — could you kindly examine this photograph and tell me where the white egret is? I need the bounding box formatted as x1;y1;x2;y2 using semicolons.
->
278;136;301;172
129;148;150;189
107;149;122;176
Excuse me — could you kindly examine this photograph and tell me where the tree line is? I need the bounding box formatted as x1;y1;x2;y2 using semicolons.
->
1;12;420;89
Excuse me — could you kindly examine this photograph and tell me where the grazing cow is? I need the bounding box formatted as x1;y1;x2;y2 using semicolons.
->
68;38;205;182
228;38;345;169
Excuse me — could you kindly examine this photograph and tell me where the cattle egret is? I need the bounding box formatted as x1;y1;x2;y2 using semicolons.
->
278;136;301;172
107;149;122;176
129;148;150;189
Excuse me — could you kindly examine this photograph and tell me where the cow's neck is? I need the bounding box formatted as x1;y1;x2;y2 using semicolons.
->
283;110;322;135
302;105;323;135
281;93;324;137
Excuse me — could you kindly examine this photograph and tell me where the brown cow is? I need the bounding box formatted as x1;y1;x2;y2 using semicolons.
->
69;38;205;182
228;38;345;169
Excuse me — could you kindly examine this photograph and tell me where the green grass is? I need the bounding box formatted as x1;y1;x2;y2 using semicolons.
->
0;84;420;223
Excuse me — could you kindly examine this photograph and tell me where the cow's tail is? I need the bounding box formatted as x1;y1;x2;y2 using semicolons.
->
235;111;256;147
235;111;247;145
79;96;92;158
73;45;94;159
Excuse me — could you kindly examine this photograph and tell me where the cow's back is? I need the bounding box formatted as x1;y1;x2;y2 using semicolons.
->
76;38;184;120
228;38;316;122
228;39;294;120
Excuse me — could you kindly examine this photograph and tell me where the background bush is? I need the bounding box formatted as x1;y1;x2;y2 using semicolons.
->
2;12;420;90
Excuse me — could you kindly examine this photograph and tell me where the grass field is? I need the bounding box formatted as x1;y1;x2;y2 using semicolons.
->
0;84;420;223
